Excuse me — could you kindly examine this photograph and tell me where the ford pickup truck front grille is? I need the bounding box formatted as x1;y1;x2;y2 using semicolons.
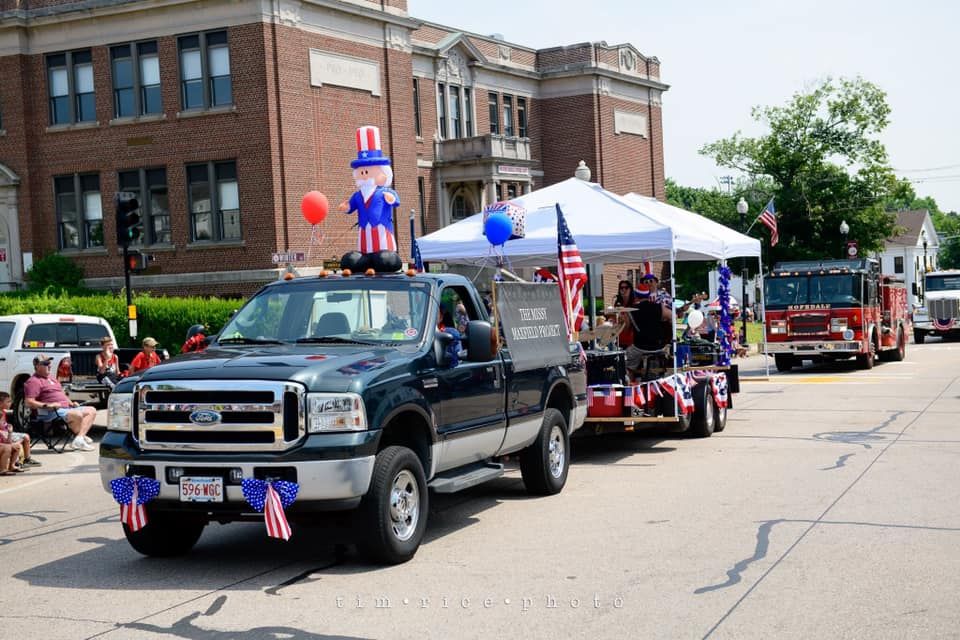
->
788;313;829;336
929;298;959;320
136;381;305;452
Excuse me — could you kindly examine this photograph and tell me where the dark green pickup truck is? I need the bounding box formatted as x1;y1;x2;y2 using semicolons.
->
100;272;587;563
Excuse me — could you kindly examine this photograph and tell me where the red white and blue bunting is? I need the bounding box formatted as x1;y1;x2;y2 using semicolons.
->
242;478;299;541
110;476;161;532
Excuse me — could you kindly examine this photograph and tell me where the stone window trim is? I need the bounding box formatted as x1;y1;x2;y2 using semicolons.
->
118;166;170;246
54;172;103;251
110;39;162;119
108;113;167;127
44;121;101;134
175;105;237;120
185;240;246;251
186;160;242;244
178;29;233;112
47;49;96;126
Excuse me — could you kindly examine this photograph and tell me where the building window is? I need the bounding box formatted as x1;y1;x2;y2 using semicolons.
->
179;30;232;111
451;192;472;221
437;83;447;139
517;97;527;138
48;50;95;125
894;256;904;274
464;88;473;137
503;94;513;137
187;160;240;242
488;92;498;134
417;176;427;233
111;41;162;118
55;173;102;249
118;168;170;245
413;78;422;137
449;88;461;138
506;184;517;199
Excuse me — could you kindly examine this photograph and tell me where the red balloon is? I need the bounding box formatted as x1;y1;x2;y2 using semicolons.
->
301;191;329;225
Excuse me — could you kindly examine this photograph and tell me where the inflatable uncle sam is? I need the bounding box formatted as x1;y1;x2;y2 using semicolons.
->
338;126;399;254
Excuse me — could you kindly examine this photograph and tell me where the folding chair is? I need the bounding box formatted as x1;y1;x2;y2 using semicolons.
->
27;409;73;453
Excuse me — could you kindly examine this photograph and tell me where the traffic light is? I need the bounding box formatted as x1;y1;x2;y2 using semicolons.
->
115;191;142;247
126;250;152;273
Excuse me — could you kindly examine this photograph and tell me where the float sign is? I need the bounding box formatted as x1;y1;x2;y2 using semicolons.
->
495;282;570;372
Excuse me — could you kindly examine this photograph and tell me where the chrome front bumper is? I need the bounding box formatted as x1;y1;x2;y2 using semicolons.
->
99;455;375;501
765;341;862;354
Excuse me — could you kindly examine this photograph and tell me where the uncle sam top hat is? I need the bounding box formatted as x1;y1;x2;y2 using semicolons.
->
351;125;392;168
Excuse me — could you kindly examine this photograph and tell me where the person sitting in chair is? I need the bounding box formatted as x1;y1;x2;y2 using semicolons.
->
625;282;673;380
23;355;97;451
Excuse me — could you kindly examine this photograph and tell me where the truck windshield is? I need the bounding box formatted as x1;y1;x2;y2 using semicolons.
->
218;280;431;345
765;274;861;307
925;274;960;292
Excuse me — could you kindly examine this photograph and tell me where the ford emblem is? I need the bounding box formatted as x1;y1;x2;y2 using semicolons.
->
189;410;222;425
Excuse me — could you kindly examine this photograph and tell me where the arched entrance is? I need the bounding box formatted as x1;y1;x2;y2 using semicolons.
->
0;163;23;290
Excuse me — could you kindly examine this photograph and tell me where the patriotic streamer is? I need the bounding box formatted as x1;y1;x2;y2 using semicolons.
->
933;318;955;331
110;476;161;532
711;373;729;409
242;478;299;541
717;264;734;366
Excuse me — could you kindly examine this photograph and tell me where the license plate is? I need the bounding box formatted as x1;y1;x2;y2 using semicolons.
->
179;476;224;503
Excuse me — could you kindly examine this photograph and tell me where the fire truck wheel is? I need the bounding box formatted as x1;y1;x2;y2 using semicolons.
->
913;329;925;345
882;328;906;362
856;334;876;369
774;355;795;372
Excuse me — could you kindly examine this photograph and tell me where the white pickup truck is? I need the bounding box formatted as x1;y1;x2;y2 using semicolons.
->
0;314;117;429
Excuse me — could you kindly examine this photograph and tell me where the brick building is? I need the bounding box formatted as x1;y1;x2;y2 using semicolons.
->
0;0;667;295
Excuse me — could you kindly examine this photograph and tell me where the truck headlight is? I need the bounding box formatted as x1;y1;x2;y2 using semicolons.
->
830;318;848;332
306;393;367;433
913;307;928;321
842;329;855;340
107;393;133;432
770;320;786;334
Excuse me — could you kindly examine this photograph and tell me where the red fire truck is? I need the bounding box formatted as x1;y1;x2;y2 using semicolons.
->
763;258;910;371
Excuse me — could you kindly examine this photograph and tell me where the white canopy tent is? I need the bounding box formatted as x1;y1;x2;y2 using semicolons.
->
417;178;675;266
623;192;761;260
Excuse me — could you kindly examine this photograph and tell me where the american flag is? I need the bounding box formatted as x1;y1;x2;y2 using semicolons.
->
121;482;147;532
758;198;778;246
242;478;299;541
264;484;292;541
412;236;424;272
555;204;588;332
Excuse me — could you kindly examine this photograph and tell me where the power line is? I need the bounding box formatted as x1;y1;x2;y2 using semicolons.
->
894;163;960;173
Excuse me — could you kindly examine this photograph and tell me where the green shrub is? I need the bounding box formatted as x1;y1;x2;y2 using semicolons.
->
0;291;243;352
25;254;85;292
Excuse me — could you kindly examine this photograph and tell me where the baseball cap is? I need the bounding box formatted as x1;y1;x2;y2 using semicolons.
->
33;354;54;366
142;337;158;347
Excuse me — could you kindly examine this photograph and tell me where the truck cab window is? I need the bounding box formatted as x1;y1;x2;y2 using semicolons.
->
0;321;14;349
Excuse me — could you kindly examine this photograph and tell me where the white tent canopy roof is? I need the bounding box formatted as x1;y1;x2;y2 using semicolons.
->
417;178;675;267
624;193;761;260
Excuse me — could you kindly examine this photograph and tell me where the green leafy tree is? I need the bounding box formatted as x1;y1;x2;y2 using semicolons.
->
25;253;85;292
701;77;911;262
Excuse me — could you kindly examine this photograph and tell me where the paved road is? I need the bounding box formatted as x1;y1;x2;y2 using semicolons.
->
2;340;959;639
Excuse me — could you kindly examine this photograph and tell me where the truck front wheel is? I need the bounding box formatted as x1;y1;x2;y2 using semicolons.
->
914;329;925;344
123;510;205;557
520;408;569;496
357;446;428;564
774;355;795;372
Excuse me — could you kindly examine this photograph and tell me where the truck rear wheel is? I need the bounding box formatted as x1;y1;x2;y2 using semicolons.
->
882;328;906;362
774;355;795;372
357;445;428;564
123;510;206;557
689;382;716;438
913;329;925;344
520;408;569;496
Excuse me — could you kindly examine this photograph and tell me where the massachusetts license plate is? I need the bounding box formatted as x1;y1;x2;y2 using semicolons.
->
179;476;224;503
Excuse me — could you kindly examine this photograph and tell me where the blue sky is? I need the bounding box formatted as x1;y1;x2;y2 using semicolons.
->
409;0;959;213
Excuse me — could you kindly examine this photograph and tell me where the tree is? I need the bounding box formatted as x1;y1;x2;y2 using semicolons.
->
701;77;911;262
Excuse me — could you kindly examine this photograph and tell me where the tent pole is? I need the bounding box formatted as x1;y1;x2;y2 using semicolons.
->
671;249;679;418
759;253;769;377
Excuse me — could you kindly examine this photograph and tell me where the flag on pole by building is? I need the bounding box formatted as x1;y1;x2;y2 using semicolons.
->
556;204;587;331
758;198;778;246
412;236;425;272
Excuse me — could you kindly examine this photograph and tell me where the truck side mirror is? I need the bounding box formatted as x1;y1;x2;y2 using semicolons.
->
465;320;495;361
433;330;455;368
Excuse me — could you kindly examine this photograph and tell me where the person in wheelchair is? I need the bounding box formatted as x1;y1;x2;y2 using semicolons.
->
625;283;673;382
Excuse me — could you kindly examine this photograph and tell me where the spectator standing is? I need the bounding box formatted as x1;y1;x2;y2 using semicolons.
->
130;337;162;375
23;356;96;451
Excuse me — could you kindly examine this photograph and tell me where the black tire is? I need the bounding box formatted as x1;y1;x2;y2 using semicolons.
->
658;394;693;433
914;329;925;345
856;334;876;369
689;382;716;438
714;402;728;432
882;328;906;362
123;510;205;557
357;446;428;565
11;387;30;432
520;408;569;496
774;355;794;373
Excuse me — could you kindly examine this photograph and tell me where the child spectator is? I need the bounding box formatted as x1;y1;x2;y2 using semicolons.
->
96;336;121;390
130;337;162;375
1;391;41;472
